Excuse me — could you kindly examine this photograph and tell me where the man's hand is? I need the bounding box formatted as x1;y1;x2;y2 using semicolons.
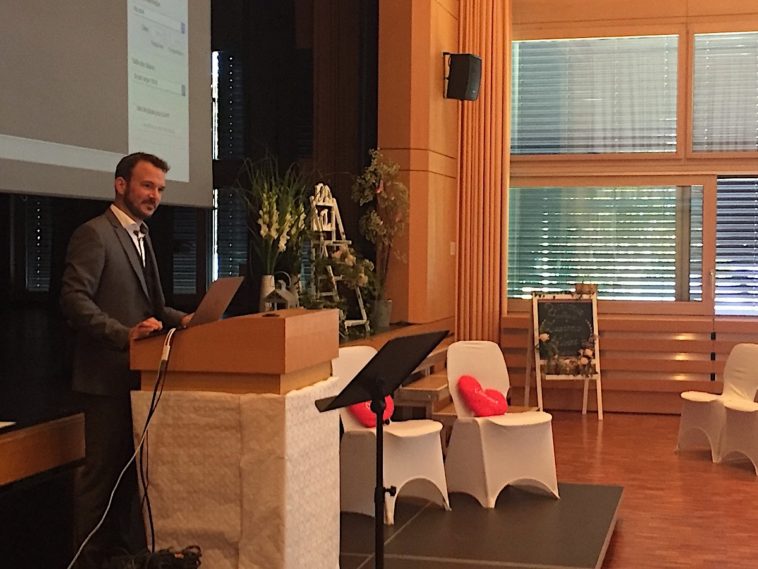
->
179;313;195;328
129;317;163;342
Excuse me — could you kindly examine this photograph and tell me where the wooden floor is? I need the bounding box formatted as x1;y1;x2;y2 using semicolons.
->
551;411;758;569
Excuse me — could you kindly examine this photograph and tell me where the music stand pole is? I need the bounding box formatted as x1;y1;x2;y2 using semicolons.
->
370;379;395;569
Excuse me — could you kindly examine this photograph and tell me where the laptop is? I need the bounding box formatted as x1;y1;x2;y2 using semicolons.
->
185;276;244;327
143;276;244;337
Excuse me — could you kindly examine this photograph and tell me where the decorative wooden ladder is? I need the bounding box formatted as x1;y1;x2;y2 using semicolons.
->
310;183;369;334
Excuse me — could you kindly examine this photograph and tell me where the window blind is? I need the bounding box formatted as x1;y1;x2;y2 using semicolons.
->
693;32;758;152
507;186;703;301
213;50;246;160
172;207;198;294
214;187;248;279
716;177;758;315
24;195;52;292
511;35;678;154
212;50;248;280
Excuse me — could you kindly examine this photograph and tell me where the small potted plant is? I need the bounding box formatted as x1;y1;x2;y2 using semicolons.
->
351;149;409;329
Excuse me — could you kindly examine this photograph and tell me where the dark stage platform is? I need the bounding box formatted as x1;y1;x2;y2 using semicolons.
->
341;482;623;569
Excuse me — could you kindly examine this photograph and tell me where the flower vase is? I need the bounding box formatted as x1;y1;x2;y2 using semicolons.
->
259;274;275;312
370;298;392;331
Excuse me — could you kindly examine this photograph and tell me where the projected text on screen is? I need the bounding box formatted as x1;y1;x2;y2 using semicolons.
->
128;0;190;182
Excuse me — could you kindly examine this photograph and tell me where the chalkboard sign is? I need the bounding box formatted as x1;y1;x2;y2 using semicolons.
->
536;299;594;357
528;292;603;418
531;293;601;380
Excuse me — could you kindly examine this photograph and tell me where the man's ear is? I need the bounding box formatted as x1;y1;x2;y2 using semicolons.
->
114;177;127;196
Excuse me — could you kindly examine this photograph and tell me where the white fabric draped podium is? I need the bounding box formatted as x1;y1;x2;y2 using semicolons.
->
129;309;341;569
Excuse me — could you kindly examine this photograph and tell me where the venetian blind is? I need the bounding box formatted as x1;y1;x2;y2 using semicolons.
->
212;50;248;280
507;186;703;301
215;188;248;278
693;32;758;152
24;196;52;292
716;177;758;315
511;35;678;154
172;207;198;294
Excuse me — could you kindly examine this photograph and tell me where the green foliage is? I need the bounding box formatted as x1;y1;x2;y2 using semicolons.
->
351;149;409;299
327;245;376;291
235;157;310;275
538;326;597;377
536;326;558;360
299;244;376;338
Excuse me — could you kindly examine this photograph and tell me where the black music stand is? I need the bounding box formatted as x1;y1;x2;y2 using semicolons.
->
315;330;448;569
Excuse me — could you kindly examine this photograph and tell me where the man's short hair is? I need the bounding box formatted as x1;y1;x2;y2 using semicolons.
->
115;152;170;181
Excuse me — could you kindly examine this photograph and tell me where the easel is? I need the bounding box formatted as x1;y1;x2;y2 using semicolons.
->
309;183;369;334
524;292;603;420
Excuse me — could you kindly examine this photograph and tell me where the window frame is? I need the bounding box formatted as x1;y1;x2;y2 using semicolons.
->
511;23;689;162
505;174;717;317
687;21;758;160
508;19;758;318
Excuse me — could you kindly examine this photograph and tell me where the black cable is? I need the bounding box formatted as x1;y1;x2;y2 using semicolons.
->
67;328;177;569
139;329;177;553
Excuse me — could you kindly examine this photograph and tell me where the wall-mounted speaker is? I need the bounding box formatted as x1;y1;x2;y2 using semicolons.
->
445;53;481;101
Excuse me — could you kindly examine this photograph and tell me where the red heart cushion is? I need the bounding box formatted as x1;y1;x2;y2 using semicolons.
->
348;395;395;427
457;375;508;417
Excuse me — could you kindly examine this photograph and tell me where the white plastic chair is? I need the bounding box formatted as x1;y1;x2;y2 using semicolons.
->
332;346;450;525
677;343;758;462
720;398;758;475
445;341;559;508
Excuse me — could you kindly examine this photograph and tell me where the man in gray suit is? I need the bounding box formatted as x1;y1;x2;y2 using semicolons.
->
61;152;191;568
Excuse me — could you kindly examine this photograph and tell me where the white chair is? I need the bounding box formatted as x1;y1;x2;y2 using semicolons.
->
445;340;559;508
676;343;758;462
332;346;450;525
720;399;758;475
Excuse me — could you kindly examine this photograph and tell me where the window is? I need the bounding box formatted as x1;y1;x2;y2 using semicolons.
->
715;177;758;315
693;32;758;152
213;50;246;161
213;187;248;279
211;50;248;280
508;185;703;301
24;195;52;292
511;35;678;154
172;207;198;294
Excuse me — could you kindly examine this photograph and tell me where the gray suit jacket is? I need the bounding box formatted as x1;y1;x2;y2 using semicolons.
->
60;208;185;396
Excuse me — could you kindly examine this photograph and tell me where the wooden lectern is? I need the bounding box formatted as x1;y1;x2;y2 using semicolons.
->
129;308;342;569
131;308;339;394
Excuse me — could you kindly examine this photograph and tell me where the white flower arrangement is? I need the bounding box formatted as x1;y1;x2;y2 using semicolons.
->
236;157;309;275
256;188;306;268
539;329;597;377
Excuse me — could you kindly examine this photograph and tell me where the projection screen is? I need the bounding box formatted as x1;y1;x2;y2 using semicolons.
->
0;0;212;207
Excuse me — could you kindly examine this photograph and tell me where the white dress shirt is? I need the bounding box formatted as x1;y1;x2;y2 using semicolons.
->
110;204;146;266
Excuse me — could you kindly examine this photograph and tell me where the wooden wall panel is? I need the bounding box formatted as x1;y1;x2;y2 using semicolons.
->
429;0;460;160
378;0;460;323
512;0;688;26
513;0;758;28
378;1;413;147
502;313;758;413
688;0;758;18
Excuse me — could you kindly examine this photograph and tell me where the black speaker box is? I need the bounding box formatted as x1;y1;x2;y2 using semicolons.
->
446;54;481;101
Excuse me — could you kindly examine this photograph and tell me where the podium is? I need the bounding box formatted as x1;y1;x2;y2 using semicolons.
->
131;308;338;394
129;308;341;569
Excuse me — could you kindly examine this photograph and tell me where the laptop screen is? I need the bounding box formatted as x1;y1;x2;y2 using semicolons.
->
186;276;244;327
